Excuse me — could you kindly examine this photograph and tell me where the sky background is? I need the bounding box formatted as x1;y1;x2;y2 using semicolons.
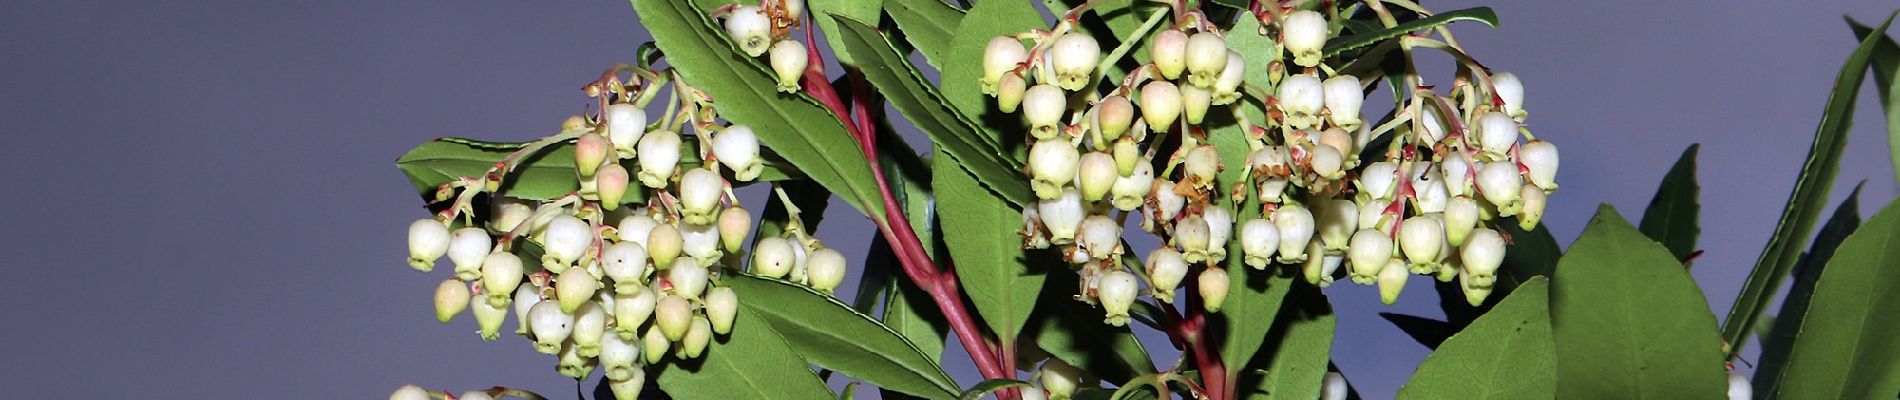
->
3;0;1898;398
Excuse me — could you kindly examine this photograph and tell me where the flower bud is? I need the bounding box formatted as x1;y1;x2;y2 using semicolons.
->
1378;257;1410;305
1212;51;1246;105
490;200;535;233
600;330;640;381
1149;180;1186;223
664;258;707;300
1322;372;1348;400
481;252;525;307
447;228;491;280
596;163;631;210
724;6;772;57
714;125;764;181
1357;162;1399;201
1476;111;1518;159
1278;74;1325;130
1110;161;1155;211
1282;10;1328;67
1441;151;1474;196
1024;84;1067;139
997;74;1029;112
557;265;601;313
1184;31;1228;88
1137;82;1183;132
617;215;658;248
1519;140;1560;191
613;286;656;340
1323;74;1364;130
513;284;541;336
529;300;573;354
1240;218;1280;269
1199;267;1231;312
1517;184;1548;230
1727;373;1751;400
1039;188;1087;245
601;241;648;294
655;295;692;341
643;325;671;364
471;291;509;340
781;0;805;20
1491;72;1527;120
1182;84;1212;124
636;130;682;188
541;215;592;273
1049;33;1101;91
705;286;738;334
576;133;612;177
608;373;647;400
681;223;721;264
408;218;451;271
1175;214;1214;263
557;340;598;379
1273;204;1316;263
573;300;608;357
1077;151;1118;201
751;236;796;278
1029;140;1081;199
1357;198;1394;234
1399;216;1445;273
434;278;470;323
769;40;809;92
1347;229;1393;284
1184;144;1222;191
1146;247;1189;302
681;316;713;358
1078;216;1123;260
1476;161;1524;215
1203;206;1234;260
1093;96;1134;142
1097;270;1138;326
709;207;750;253
1443;196;1481;246
983;36;1028;93
1309;145;1345;180
1316;199;1358;253
1302;240;1342;286
1459;267;1495;306
646;223;683;269
391;385;430;400
678;169;725;224
1318;128;1355;165
1151;29;1190;79
1040;359;1082;400
604;104;647;158
808;247;848;293
1413;173;1449;213
1460;228;1505;289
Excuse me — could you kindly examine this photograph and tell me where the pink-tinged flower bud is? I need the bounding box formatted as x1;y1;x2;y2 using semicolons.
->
1024;84;1067;140
1184;31;1228;88
1517;184;1547;230
1093;96;1134;141
1140;81;1182;131
1491;72;1527;120
1278;74;1325;130
604;104;646;158
680;316;713;358
1111;161;1155;211
1443;196;1481;246
1519;140;1560;191
1323;74;1364;130
1030;140;1081;199
668;257;710;299
997;74;1028;112
1440;151;1474;196
557;265;600;313
572;300;608;357
541;215;593;273
655;294;692;341
1097;270;1138;326
1078;216;1123;260
391;385;430;400
1211;51;1245;105
471;291;508;340
1078;151;1118;202
435;278;470;323
1316;199;1358;253
1146;248;1189;302
576;133;612;177
1475;111;1519;159
1347;229;1393;284
636;130;682;188
407;218;451;272
1282;10;1328;67
1273;204;1316;263
646;223;683;269
1151;29;1190;79
1318;128;1355;165
1240;218;1280;270
1357;198;1394;234
769;40;808;92
642;324;671;364
1378;257;1409;305
1050;33;1101;91
481;252;525;307
713;125;764;181
1199;267;1230;312
1476;161;1525;215
725;6;772;57
1184;144;1222;191
1460;228;1505;289
596;163;630;210
717;206;752;253
600;330;640;381
680;223;721;265
1399;215;1445;273
529;300;573;354
613;286;656;340
751;236;796;278
983;36;1028;93
706;286;737;334
808;247;847;293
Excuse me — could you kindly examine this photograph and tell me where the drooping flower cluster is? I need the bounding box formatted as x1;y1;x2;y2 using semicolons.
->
402;61;845;399
718;0;810;92
993;8;1557;324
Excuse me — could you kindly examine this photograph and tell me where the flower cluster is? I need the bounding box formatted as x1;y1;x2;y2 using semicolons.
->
402;64;845;399
993;8;1557;324
719;0;810;92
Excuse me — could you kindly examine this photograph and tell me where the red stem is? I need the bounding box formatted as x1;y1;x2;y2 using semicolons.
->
1167;271;1228;400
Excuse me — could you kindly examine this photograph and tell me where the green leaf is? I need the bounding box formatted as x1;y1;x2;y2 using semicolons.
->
1025;269;1155;384
725;274;960;400
1323;7;1499;57
1397;278;1555;399
885;0;965;68
885;269;949;363
1755;184;1863;398
1235;285;1336;400
810;0;882;66
939;0;1045;145
630;0;886;220
958;379;1036;400
1639;144;1702;262
1774;197;1900;399
933;148;1044;345
1550;205;1726;398
1848;17;1900;184
1226;13;1282;122
832;16;1033;205
394;137;794;204
656;309;835;400
1205;115;1298;381
1721;13;1895;358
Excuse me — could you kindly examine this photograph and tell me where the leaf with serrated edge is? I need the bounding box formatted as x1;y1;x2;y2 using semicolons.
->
395;137;793;204
1775;197;1900;399
939;0;1044;146
1755;185;1862;397
1323;7;1499;57
1550;205;1725;398
934;148;1043;344
656;309;835;400
1848;18;1900;184
1398;278;1554;399
1639;144;1701;262
958;379;1035;400
726;274;959;400
885;0;964;68
810;0;880;65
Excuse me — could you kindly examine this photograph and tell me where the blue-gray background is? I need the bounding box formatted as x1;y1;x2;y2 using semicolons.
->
3;0;1898;398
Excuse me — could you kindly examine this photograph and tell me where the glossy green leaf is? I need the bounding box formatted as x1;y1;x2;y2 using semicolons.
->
1025;269;1155;384
1205;115;1298;381
630;0;886;220
1755;185;1863;398
656;309;835;400
958;379;1036;400
726;274;960;400
1773;197;1900;399
886;269;949;363
810;0;882;66
933;148;1044;344
1639;144;1701;262
1848;17;1900;184
1323;7;1499;57
1721;14;1894;358
939;0;1044;145
1227;14;1282;122
832;16;1032;205
1235;285;1336;400
395;137;793;204
1397;278;1555;399
885;0;965;68
1550;205;1725;398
